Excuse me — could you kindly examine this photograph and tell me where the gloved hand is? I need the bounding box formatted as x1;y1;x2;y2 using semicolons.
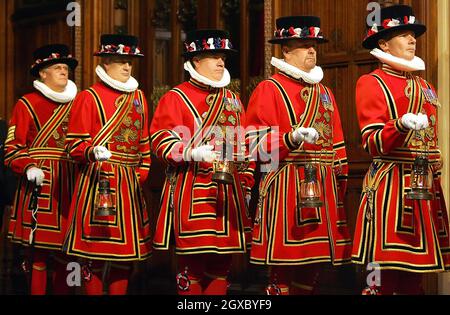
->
93;146;112;162
245;193;252;207
401;113;429;131
292;127;319;144
416;113;429;130
26;167;45;186
191;145;217;163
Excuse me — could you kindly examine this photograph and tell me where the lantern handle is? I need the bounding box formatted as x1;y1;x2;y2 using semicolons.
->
97;161;103;184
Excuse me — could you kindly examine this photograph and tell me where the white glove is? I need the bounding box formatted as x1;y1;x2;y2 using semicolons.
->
416;113;429;130
245;193;252;207
191;145;217;163
93;146;112;162
401;113;429;131
26;167;45;186
292;127;319;144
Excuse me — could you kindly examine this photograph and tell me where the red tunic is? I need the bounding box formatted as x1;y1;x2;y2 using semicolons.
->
63;82;152;261
150;79;254;255
352;65;450;272
5;91;75;250
245;72;352;266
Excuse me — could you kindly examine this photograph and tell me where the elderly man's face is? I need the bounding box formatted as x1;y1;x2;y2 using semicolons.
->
379;30;417;61
192;53;227;82
39;63;69;92
103;57;133;83
282;39;318;72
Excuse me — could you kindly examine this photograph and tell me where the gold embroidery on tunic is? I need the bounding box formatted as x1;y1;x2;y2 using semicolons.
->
117;145;138;153
404;80;412;99
300;87;310;102
134;120;141;130
115;94;127;107
114;128;138;144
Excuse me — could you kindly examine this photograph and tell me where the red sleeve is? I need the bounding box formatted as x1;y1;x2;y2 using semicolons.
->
245;81;296;166
4;99;40;175
150;91;188;166
65;91;98;164
356;74;409;156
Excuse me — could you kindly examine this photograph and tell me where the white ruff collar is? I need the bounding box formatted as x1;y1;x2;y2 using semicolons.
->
95;65;139;93
370;48;425;72
33;79;77;103
271;57;323;84
184;61;231;88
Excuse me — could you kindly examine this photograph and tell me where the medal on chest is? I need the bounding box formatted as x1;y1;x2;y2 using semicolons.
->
320;92;334;112
422;87;440;107
133;99;143;114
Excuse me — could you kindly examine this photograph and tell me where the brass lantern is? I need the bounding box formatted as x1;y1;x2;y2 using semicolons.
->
407;156;434;200
212;159;235;185
95;179;116;216
212;141;235;185
298;163;323;208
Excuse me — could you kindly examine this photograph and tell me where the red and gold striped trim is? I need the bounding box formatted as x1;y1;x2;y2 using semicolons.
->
28;148;71;161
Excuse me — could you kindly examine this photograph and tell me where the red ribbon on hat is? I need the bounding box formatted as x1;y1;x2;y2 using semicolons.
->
367;29;377;37
404;16;409;25
382;19;391;29
288;27;296;36
202;39;209;50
